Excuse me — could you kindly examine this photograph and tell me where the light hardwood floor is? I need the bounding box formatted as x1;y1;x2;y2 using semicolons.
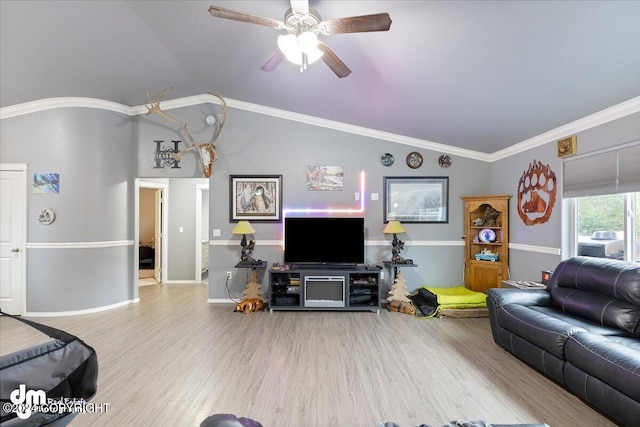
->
0;284;615;427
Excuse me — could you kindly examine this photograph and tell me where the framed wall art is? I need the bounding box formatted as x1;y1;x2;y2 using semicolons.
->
230;175;282;222
557;135;577;158
33;173;60;194
306;165;344;191
383;176;449;223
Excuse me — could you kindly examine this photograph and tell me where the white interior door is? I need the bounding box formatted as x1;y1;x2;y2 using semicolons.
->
154;189;163;282
0;166;27;315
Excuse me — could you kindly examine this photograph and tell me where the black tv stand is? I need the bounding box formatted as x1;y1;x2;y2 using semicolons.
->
269;265;381;313
291;263;359;270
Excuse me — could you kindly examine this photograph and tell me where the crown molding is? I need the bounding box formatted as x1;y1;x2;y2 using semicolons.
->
490;96;640;162
224;99;491;161
0;97;132;119
3;95;639;162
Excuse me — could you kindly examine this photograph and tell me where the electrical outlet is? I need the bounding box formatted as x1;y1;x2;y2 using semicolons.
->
226;271;232;279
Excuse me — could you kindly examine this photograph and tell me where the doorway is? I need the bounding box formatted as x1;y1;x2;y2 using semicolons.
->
135;178;209;288
195;183;209;283
137;180;168;286
0;164;27;314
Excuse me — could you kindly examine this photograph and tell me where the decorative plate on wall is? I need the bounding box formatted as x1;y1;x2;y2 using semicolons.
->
406;151;423;169
380;153;394;166
38;208;55;225
478;228;496;243
438;154;452;168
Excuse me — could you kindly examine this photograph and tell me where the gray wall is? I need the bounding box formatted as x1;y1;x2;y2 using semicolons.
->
490;111;640;281
166;178;204;281
132;104;489;298
1;99;637;312
0;107;133;312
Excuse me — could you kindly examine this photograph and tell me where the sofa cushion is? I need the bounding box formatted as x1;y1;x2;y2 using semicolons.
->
565;332;640;402
529;306;629;336
549;256;640;306
549;288;640;337
498;304;586;359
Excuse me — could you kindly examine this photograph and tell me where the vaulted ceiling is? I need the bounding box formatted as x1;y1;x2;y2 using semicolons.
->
2;1;639;154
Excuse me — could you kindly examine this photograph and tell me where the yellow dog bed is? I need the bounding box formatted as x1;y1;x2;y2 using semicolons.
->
425;286;487;309
410;286;487;318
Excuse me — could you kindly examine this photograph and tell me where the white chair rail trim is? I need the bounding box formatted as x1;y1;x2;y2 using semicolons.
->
210;239;558;254
27;240;134;249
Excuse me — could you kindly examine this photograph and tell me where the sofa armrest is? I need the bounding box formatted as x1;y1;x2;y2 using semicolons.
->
487;288;551;308
487;289;551;345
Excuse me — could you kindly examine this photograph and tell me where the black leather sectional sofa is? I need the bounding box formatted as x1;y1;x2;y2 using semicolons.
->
487;256;640;426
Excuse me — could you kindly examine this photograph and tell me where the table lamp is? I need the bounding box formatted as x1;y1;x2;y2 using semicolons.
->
231;220;256;263
383;220;406;263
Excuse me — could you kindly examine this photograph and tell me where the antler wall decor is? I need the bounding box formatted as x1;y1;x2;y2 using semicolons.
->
144;87;227;177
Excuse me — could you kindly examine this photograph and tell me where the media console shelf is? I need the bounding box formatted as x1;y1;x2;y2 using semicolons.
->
269;266;381;313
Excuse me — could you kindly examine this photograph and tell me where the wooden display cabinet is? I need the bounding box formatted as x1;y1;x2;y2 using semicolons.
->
461;195;511;293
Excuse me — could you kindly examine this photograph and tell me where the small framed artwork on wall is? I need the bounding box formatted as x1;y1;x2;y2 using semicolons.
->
33;173;60;194
557;135;577;158
383;176;449;223
230;175;282;222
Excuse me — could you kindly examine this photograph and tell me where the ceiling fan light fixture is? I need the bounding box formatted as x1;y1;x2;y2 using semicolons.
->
209;3;391;78
277;32;323;67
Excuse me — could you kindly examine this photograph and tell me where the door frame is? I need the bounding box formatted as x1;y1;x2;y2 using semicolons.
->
0;163;27;315
136;179;169;285
195;183;209;283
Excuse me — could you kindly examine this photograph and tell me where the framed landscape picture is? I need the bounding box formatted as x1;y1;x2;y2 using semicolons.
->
230;175;282;222
383;176;449;223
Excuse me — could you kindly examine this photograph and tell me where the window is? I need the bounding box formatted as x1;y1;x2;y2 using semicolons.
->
575;193;638;262
563;141;639;263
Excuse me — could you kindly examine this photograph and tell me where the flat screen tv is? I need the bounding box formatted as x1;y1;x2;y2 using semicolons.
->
284;217;365;265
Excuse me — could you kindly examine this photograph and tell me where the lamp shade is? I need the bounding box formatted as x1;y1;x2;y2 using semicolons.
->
383;220;406;234
231;220;256;235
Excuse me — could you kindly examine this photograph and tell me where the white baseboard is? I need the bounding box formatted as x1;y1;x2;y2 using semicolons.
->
208;299;236;304
26;298;140;317
162;280;204;285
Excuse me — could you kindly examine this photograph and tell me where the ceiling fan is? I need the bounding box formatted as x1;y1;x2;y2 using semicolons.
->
208;0;392;78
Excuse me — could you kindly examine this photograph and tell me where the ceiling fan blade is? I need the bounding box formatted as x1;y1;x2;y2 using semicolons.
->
290;0;309;15
318;43;351;78
261;49;286;72
322;13;392;34
208;6;284;29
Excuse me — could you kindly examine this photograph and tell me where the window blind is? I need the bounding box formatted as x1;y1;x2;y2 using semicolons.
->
562;141;640;198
